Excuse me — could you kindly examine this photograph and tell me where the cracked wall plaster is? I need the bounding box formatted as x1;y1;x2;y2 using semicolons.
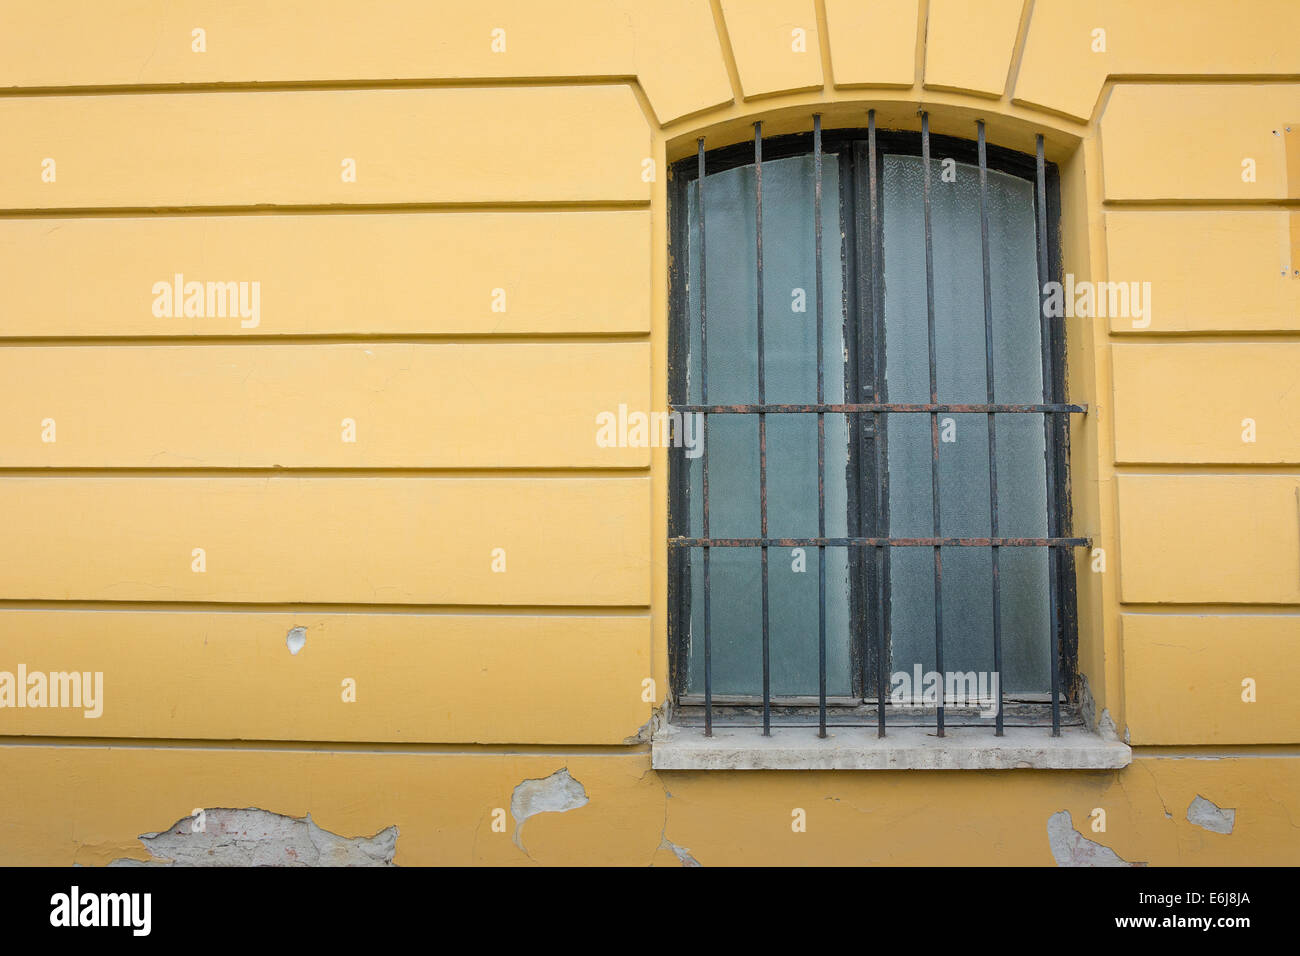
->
1046;810;1139;867
1186;795;1236;834
108;808;397;866
659;837;701;867
510;767;589;854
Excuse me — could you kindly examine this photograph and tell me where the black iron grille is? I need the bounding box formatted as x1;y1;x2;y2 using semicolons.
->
668;111;1089;740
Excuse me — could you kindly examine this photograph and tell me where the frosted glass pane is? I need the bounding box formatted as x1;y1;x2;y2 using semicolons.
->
881;154;1050;694
683;155;852;697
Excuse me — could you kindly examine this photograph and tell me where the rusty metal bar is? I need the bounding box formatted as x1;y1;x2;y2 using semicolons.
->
672;536;1089;548
868;109;887;738
977;120;1005;737
1036;133;1062;737
672;402;1085;414
814;114;827;738
697;137;713;738
755;121;771;737
922;112;945;737
680;121;1077;740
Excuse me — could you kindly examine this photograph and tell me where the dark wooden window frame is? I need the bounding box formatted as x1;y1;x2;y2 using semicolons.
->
667;118;1080;737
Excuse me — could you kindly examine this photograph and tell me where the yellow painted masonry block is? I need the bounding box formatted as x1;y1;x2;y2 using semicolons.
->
924;0;1023;98
2;746;1298;865
0;477;651;605
1112;344;1300;464
1101;85;1300;202
0;610;651;744
0;86;650;208
0;343;651;468
0;1;731;125
625;0;734;124
1016;0;1300;121
0;1;630;87
823;0;917;88
720;0;824;100
0;747;668;866
1105;211;1300;333
1117;475;1300;605
0;211;651;336
1122;614;1300;745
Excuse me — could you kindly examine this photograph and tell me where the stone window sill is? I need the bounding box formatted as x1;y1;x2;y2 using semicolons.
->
650;722;1131;771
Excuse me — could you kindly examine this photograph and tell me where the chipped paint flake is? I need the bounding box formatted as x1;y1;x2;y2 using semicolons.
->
285;626;307;655
510;767;589;854
109;808;397;866
1186;795;1236;834
659;837;701;867
1046;810;1139;867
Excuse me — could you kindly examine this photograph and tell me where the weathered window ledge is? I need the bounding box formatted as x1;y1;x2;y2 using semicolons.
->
651;722;1131;771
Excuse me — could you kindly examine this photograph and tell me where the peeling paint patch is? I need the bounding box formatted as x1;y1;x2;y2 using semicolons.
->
285;626;307;655
510;767;589;854
659;837;701;867
1098;708;1119;742
108;808;397;866
1186;795;1236;834
624;718;655;745
624;704;667;744
1046;810;1139;867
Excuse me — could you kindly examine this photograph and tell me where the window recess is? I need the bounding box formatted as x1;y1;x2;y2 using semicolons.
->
667;112;1089;744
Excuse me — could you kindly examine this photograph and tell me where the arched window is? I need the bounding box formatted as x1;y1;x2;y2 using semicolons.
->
668;113;1083;739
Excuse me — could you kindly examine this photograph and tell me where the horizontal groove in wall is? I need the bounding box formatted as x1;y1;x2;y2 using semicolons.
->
0;601;652;615
1118;604;1300;614
1102;200;1300;210
0;200;651;219
0;76;639;98
1131;745;1300;759
0;736;651;756
0;467;652;478
1107;332;1300;342
1107;74;1300;86
1112;464;1300;474
0;333;652;346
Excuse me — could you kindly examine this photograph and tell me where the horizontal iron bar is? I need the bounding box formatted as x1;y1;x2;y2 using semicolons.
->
671;402;1086;414
670;536;1091;548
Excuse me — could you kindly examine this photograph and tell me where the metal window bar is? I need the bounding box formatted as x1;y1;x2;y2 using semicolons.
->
921;112;946;737
814;114;828;739
696;137;713;738
671;117;1086;739
867;109;888;740
976;120;1005;737
754;122;771;737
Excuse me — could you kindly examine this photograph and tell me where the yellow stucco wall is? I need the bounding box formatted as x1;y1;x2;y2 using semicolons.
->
0;0;1296;866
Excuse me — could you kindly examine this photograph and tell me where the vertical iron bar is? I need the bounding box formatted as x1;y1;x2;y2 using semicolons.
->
814;115;827;738
697;138;712;738
756;122;771;736
1035;134;1062;737
921;112;945;737
868;110;887;738
977;121;1005;737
